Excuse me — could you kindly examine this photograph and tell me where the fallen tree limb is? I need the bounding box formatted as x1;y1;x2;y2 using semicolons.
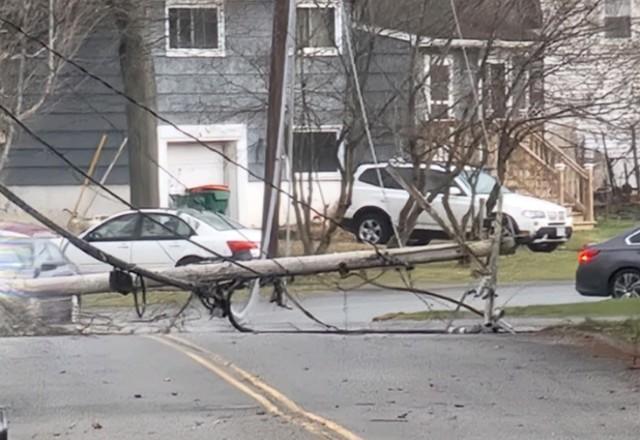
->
6;240;502;297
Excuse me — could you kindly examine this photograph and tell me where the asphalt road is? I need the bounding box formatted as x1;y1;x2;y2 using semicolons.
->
2;332;639;439
239;281;600;329
58;281;600;334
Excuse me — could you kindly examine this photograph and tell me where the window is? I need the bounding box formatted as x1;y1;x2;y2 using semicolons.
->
512;56;529;117
166;2;224;56
482;57;538;119
426;57;452;120
359;168;408;189
359;167;458;194
87;214;139;242
296;2;340;55
604;0;631;38
424;170;452;194
484;62;507;118
293;130;340;173
626;230;640;244
140;214;193;239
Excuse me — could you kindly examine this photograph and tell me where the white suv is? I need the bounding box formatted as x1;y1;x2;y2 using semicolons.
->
344;163;573;253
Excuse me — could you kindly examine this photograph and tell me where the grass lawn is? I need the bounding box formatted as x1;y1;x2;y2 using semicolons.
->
80;218;636;307
81;291;191;309
287;218;637;292
374;299;640;322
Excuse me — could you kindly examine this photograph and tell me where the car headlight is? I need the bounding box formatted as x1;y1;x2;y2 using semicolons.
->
522;210;546;219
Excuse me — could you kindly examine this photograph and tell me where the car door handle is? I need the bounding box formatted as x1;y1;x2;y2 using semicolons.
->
116;244;129;249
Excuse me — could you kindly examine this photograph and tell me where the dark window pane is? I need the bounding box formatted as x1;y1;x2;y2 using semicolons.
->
293;132;340;172
169;9;179;48
605;16;631;38
193;9;206;48
203;9;219;48
430;65;450;101
296;8;310;48
89;214;139;241
178;9;192;47
168;8;218;49
296;7;335;48
140;214;192;239
512;57;529;116
529;61;544;113
488;63;506;118
383;168;413;189
359;169;382;186
424;170;451;193
629;231;640;244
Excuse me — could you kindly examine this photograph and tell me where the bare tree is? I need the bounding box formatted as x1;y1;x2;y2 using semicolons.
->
0;0;106;173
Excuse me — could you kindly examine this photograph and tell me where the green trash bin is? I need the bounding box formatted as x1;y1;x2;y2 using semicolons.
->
171;184;230;214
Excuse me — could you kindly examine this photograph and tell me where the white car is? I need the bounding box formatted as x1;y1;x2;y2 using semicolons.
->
60;208;261;273
344;163;573;253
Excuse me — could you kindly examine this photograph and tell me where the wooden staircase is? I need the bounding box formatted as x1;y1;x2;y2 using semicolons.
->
504;129;596;230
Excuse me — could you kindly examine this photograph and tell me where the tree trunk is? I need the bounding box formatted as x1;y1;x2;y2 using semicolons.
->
112;2;159;208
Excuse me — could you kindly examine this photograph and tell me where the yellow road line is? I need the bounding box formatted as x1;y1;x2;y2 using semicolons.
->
148;334;362;440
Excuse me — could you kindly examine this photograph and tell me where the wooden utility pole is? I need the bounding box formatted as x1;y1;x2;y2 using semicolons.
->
632;125;640;194
9;241;497;298
262;0;294;258
112;1;160;208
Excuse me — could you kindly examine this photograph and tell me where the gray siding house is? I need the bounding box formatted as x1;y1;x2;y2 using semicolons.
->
2;0;542;227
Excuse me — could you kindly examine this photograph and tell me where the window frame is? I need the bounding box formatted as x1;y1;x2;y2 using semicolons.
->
296;1;343;57
603;0;633;40
424;55;454;121
165;0;226;57
291;125;343;180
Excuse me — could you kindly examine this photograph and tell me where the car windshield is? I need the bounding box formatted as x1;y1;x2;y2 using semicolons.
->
461;170;511;194
180;209;246;231
0;241;34;270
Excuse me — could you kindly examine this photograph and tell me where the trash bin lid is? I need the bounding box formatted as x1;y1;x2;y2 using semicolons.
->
188;184;229;193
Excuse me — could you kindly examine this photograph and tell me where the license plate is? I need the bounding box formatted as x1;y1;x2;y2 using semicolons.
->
557;227;566;237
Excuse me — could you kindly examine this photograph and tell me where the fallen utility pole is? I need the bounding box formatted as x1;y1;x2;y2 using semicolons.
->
8;240;500;298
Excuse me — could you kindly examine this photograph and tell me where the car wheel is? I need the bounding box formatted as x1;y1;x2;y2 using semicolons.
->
527;243;560;253
610;269;640;299
176;256;204;267
355;211;392;245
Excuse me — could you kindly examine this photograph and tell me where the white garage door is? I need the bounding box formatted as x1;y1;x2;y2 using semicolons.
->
167;142;226;195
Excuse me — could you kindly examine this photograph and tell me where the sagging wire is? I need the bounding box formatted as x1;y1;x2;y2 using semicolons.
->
0;15;508;335
0;182;196;292
190;271;491;335
0;15;393;264
0;101;275;280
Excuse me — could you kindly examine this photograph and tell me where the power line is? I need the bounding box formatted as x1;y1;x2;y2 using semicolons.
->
0;15;378;255
0;101;267;277
0;180;195;291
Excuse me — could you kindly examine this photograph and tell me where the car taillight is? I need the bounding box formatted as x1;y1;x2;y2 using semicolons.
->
578;248;600;265
227;240;258;254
